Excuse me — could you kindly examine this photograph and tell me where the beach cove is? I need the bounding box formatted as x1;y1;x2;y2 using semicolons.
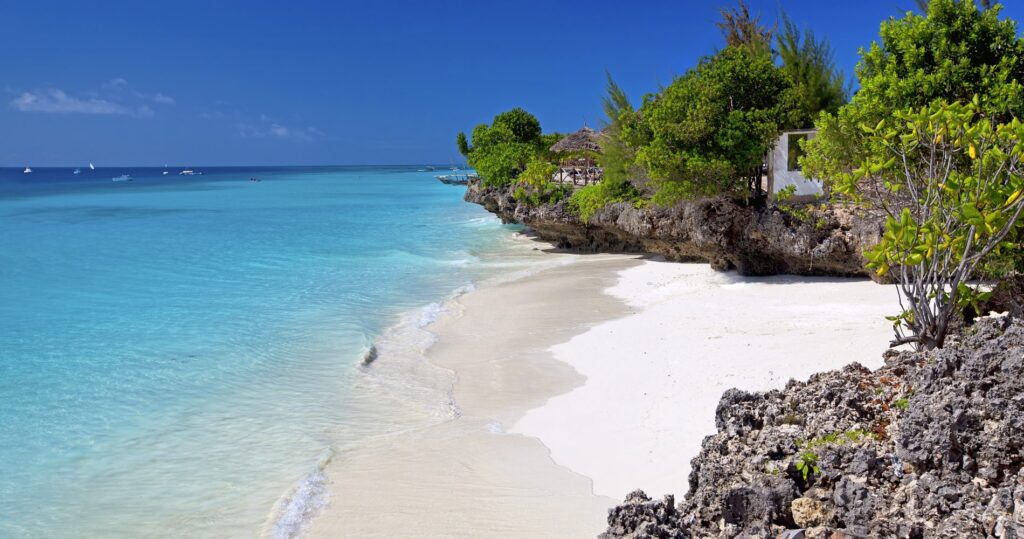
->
309;246;896;536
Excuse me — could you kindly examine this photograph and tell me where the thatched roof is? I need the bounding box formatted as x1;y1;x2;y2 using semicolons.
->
550;126;602;153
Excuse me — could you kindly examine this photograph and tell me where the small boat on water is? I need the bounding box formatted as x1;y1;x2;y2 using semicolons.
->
179;170;195;175
89;163;95;170
435;173;477;185
73;168;81;175
162;171;169;175
112;174;132;182
23;167;32;174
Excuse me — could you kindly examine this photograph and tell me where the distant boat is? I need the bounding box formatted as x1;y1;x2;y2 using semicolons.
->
162;170;169;175
179;170;195;176
73;168;81;175
23;167;32;174
89;163;95;170
436;173;476;185
111;174;132;182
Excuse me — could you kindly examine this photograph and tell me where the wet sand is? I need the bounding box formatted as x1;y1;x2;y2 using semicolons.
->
307;254;642;538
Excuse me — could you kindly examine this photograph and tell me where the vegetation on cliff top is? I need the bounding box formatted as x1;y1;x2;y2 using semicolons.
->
459;0;1024;350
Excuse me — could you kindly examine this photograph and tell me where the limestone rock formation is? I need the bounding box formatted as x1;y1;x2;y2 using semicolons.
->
465;180;882;278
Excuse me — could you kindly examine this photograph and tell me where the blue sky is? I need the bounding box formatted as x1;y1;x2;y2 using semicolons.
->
3;1;1023;166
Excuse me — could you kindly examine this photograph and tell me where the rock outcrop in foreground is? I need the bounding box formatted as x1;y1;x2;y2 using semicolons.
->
603;317;1024;538
465;181;882;277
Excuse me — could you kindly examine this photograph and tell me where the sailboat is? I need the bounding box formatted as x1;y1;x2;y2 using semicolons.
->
23;167;32;174
162;164;169;175
89;163;95;171
73;168;81;175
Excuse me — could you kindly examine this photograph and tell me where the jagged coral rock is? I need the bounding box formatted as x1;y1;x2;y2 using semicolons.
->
465;180;882;278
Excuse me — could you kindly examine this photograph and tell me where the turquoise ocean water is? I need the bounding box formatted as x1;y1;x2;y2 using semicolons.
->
0;166;540;537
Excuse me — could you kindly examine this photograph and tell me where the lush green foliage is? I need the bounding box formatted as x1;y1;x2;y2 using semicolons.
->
803;0;1024;181
568;179;644;222
635;46;800;204
835;99;1024;349
512;159;570;206
457;108;547;187
455;132;470;157
776;11;848;124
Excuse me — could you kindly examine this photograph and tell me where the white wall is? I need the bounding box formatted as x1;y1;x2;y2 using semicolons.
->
770;130;823;199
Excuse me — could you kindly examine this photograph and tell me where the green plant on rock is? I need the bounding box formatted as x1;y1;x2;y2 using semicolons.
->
793;429;871;480
795;450;820;481
568;179;642;222
835;99;1024;350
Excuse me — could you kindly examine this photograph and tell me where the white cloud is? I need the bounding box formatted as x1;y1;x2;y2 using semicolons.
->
10;79;174;117
102;77;129;89
11;89;134;115
237;118;322;141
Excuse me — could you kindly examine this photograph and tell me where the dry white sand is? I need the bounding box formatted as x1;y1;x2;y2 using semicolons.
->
512;260;898;500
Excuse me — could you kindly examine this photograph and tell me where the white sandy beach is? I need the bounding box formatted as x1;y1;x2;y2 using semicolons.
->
308;252;898;537
512;260;897;501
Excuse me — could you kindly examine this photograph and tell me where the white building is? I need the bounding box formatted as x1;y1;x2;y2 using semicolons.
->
767;129;823;201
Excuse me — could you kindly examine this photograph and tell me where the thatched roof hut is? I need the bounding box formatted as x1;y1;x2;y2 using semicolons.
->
550;126;602;154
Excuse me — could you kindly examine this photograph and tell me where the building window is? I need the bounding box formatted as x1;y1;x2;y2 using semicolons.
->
787;133;809;172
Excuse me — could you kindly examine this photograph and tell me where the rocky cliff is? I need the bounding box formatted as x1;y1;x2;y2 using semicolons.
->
465;180;883;277
602;316;1024;538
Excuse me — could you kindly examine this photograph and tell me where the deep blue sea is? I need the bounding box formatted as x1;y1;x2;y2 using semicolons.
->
0;166;540;537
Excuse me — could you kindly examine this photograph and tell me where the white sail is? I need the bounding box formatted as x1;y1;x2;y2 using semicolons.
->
89;163;95;170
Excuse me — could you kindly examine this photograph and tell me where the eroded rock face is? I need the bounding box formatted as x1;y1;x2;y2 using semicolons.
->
464;180;883;278
603;317;1024;538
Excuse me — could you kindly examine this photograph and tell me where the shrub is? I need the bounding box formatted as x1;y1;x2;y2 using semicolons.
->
835;99;1024;349
512;159;570;206
568;177;642;222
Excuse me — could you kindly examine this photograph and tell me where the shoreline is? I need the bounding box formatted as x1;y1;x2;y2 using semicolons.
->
304;246;898;537
306;251;642;537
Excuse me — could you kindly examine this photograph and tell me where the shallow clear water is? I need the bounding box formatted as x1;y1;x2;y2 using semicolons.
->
0;166;536;537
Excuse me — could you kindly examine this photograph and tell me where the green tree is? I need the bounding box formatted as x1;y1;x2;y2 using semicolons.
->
635;46;799;204
804;0;1024;181
491;108;541;143
776;11;848;124
834;99;1024;350
458;108;546;186
716;0;772;54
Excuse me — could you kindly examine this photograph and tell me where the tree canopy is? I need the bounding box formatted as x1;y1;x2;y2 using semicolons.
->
457;108;546;187
804;0;1024;180
776;11;848;123
634;46;800;203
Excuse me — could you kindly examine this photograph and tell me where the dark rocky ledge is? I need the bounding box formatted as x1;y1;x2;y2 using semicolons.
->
602;316;1024;538
465;180;883;278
